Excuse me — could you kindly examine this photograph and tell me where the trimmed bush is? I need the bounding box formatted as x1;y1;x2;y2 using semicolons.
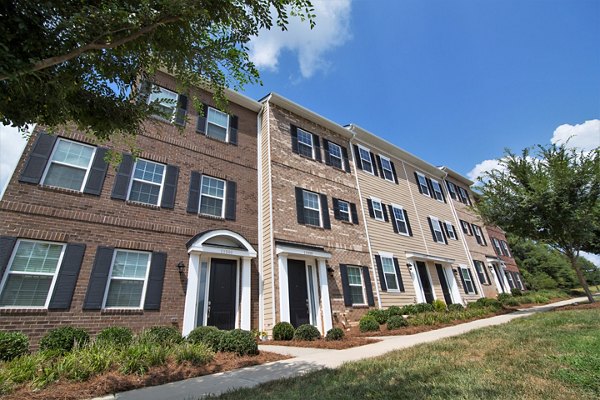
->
96;327;133;347
497;293;512;302
400;304;418;315
387;305;402;317
138;326;182;346
272;322;295;341
432;299;447;312
447;303;465;312
39;326;89;354
359;316;380;332
366;309;389;324
186;326;224;351
511;288;523;297
294;324;321;341
386;315;408;330
0;331;29;361
218;329;258;355
325;327;344;341
173;342;214;366
415;303;435;313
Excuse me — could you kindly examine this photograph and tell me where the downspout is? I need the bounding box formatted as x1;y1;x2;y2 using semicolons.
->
256;105;264;332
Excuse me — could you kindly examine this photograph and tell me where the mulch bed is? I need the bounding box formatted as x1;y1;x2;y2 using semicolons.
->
2;351;288;400
261;337;379;349
553;301;600;312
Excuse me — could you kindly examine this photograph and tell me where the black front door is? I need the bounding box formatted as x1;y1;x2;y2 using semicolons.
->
416;261;435;304
207;258;237;330
288;259;310;328
436;263;453;305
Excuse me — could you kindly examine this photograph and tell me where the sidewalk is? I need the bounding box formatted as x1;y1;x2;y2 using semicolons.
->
100;297;585;400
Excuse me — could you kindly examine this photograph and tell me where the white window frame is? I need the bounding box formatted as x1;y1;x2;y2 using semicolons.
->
458;187;471;205
102;249;151;310
391;205;409;236
505;270;516;289
514;273;525;290
473;260;488;284
460;267;476;294
206;106;230;142
0;239;66;309
461;220;472;235
416;172;431;196
328;141;344;170
358;145;374;174
492;238;502;255
431;179;444;201
430;216;445;243
346;265;366;305
126;159;166;206
303;190;322;227
473;224;484;245
379;155;394;182
147;85;179;121
501;241;511;257
446;181;457;199
338;199;351;223
41;138;96;192
380;254;400;292
371;197;384;221
199;175;227;218
297;128;315;159
444;221;457;240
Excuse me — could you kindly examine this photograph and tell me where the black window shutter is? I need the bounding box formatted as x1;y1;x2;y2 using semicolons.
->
440;223;448;244
483;263;491;284
376;155;384;180
19;132;57;184
160;165;179;209
332;198;341;220
144;251;167;310
111;154;134;200
49;243;86;309
442;222;450;238
458;268;468;294
362;266;375;306
375;255;387;291
427;217;437;242
0;236;17;278
370;152;379;177
393;258;405;292
83;247;114;310
466;192;472;205
414;172;423;194
186;171;201;214
366;198;375;218
452;225;458;240
390;161;399;184
353;145;363;170
339;264;352;306
290;125;299;154
174;94;188;126
482;233;488;246
350;203;359;225
196;104;208;134
403;210;413;236
295;187;305;224
320;194;331;229
342;146;351;173
440;185;447;203
388;205;398;233
313;134;322;162
467;269;478;294
83;147;108;196
225;180;237;221
426;178;435;197
446;181;456;199
322;139;331;165
229;115;238;145
382;203;389;222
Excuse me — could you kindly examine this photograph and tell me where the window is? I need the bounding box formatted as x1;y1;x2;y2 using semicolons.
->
446;181;457;200
461;220;472;235
472;224;485;245
338;200;351;222
514;273;525;290
460;267;476;294
297;128;314;158
430;217;445;243
380;156;394;181
200;175;226;217
148;85;178;118
303;190;321;227
505;271;515;289
473;260;488;284
328;142;344;170
416;173;430;196
458;187;471;205
444;221;457;240
127;159;165;206
104;250;150;308
431;179;444;201
42;138;95;191
501;241;511;257
347;266;365;305
492;238;502;255
0;240;65;308
206;107;230;141
381;257;400;291
372;199;384;221
358;146;374;174
392;206;409;235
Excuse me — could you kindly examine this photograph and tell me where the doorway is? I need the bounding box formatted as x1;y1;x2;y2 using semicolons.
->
288;259;310;327
435;263;453;305
416;261;435;304
207;258;237;330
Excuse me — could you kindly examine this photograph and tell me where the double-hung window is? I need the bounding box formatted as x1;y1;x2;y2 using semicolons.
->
460;267;476;294
206;107;230;141
297;128;314;158
328;142;344;170
372;199;384;221
303;190;322;227
392;206;409;235
346;266;366;305
505;270;515;289
103;250;151;309
358;146;374;174
473;260;488;284
381;256;400;291
380;156;394;182
148;85;178;119
514;273;525;290
431;179;444;201
0;240;65;308
446;181;457;199
473;225;485;245
200;175;226;217
42;138;95;191
461;220;472;235
430;217;445;243
501;241;511;257
416;173;430;196
444;221;457;240
492;238;502;255
458;187;471;205
128;159;165;206
337;200;351;222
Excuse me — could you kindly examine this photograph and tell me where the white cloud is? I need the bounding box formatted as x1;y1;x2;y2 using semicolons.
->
581;251;600;268
467;159;504;181
0;125;28;199
551;119;600;151
248;0;352;79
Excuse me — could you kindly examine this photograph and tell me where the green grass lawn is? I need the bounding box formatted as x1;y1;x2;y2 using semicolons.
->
212;308;600;400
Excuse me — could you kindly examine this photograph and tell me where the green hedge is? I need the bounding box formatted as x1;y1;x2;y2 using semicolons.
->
218;329;258;356
359;316;380;332
273;322;295;341
386;316;408;330
0;331;29;362
96;327;133;346
325;327;344;341
39;326;89;354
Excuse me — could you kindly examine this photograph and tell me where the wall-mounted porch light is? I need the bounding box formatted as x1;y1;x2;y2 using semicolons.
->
176;261;185;274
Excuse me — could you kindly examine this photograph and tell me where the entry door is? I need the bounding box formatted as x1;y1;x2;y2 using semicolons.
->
435;263;453;305
493;265;506;293
288;259;310;327
416;261;435;304
207;258;237;330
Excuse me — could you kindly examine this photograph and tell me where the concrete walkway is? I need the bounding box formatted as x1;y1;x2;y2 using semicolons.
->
99;297;586;400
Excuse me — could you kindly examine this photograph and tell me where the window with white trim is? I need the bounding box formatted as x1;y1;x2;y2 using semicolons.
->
380;156;394;181
148;85;178;118
358;146;373;174
42;138;96;191
501;241;511;257
127;159;165;206
430;217;445;243
206;107;230;141
200;175;226;217
338;200;351;222
473;260;488;284
381;256;400;291
505;270;515;289
346;266;366;305
431;179;444;201
103;250;151;308
372;199;384;221
461;220;472;235
303;190;321;227
492;238;502;255
446;181;457;199
473;224;485;245
0;240;65;308
297;128;314;158
458;187;471;205
392;206;409;235
416;173;430;196
460;267;476;294
328;142;344;170
444;221;457;240
514;273;525;290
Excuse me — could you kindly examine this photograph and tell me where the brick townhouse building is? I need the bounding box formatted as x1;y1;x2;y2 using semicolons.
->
0;71;262;344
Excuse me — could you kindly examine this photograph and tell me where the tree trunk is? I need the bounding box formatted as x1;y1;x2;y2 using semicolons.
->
569;255;595;303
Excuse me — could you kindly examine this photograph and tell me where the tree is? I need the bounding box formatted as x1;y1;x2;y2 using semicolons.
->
476;143;600;302
0;0;315;140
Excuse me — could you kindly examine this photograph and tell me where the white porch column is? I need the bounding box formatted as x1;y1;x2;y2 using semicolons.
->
278;254;290;322
240;257;252;330
182;253;200;336
317;259;333;333
408;263;425;303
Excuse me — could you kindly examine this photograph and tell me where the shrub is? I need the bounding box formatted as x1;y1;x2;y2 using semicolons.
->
504;298;521;307
359;316;380;332
432;299;447;312
447;303;465;312
400;304;418;315
511;288;523;297
469;298;502;310
386;315;408;330
138;326;182;346
325;327;344;341
272;322;295;341
366;309;389;324
119;341;169;375
0;331;29;361
57;343;118;381
173;342;214;366
39;326;89;354
519;295;535;304
96;327;133;347
294;324;321;341
414;303;435;313
186;326;225;351
218;329;258;356
497;293;512;302
387;305;402;317
532;295;550;304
